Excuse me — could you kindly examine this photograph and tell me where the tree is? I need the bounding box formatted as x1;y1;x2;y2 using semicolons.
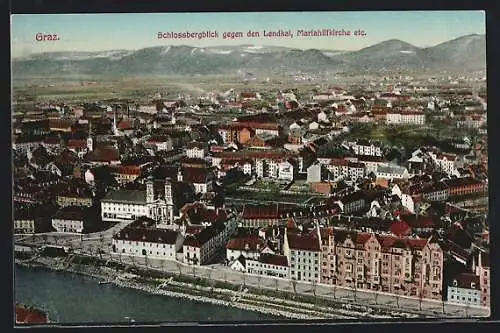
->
256;274;262;293
176;261;182;277
311;279;317;296
204;267;210;280
291;279;297;295
209;278;216;294
395;288;400;308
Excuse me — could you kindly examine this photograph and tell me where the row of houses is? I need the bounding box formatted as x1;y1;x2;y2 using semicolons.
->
223;224;489;307
14;204;97;234
111;213;238;266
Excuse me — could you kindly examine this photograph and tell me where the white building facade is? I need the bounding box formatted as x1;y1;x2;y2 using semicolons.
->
246;255;290;278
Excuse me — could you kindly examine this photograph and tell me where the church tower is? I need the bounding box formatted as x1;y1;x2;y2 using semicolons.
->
87;122;94;151
164;177;174;223
164;177;173;205
146;177;154;204
113;110;119;136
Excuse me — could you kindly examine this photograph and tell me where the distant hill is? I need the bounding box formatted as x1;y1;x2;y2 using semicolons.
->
12;34;486;77
424;34;486;71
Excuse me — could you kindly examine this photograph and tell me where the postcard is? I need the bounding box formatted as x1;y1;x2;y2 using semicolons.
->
11;11;489;325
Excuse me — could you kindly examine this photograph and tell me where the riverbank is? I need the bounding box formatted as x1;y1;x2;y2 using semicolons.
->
15;254;424;321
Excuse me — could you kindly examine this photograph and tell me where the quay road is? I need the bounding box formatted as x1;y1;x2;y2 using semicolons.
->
92;252;489;319
16;230;490;319
14;220;133;248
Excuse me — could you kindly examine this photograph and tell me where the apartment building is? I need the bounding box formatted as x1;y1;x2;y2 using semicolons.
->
319;228;444;300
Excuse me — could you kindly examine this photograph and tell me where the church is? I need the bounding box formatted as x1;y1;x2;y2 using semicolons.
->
100;176;176;225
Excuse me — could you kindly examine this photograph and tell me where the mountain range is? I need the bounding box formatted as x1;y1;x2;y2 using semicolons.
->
12;34;486;77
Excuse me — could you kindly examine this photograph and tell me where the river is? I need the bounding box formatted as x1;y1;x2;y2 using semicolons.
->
14;265;280;324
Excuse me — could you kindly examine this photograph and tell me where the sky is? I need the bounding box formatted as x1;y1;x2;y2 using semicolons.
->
11;11;485;58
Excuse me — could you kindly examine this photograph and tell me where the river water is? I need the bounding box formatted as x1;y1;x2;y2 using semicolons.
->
14;265;280;324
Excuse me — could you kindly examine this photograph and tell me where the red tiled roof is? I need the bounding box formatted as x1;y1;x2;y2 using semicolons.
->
181;167;212;184
118;120;133;130
234;122;280;131
242;204;280;220
183;234;201;247
437;153;457;161
214;149;292;160
258;253;288;267
49;119;74;129
226;235;267;251
115;223;179;244
181;202;228;224
185;225;206;235
85;147;119;162
389;221;412;236
287;229;320;252
452;273;480;289
43;136;60;145
355;232;372;245
67;139;87;149
287;218;297;229
240;92;257;98
401;215;436;229
110;165;141;175
407;238;428;250
375;234;397;250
